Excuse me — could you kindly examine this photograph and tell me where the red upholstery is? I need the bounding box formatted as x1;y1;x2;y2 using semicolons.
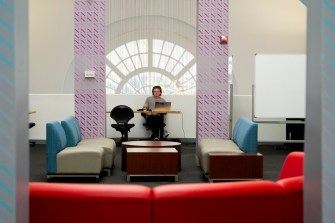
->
277;176;304;223
29;183;151;223
278;152;304;180
30;152;304;223
152;181;285;223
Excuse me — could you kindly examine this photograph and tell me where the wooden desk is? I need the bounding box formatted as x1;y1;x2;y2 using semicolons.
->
133;110;181;115
106;110;182;140
106;110;181;114
134;110;181;140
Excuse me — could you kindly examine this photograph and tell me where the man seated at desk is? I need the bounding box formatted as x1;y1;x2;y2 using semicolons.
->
142;86;169;141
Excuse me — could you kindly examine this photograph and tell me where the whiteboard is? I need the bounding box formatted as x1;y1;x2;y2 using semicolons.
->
254;54;306;118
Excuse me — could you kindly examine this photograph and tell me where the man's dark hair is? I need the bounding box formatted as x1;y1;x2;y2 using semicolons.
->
152;86;162;96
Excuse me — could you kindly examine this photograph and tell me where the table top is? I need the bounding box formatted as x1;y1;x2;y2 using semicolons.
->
122;140;181;147
106;110;181;114
133;110;181;114
127;147;178;153
208;152;262;156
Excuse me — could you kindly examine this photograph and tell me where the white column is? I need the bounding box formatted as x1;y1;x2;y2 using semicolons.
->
0;0;29;222
305;0;335;222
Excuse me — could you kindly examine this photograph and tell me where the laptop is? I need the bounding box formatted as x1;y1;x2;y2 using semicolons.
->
154;102;172;112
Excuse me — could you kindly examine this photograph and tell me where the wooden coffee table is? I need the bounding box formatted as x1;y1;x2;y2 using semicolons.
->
122;141;181;171
126;147;178;181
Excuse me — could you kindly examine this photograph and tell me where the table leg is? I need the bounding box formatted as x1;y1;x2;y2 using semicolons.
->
159;114;165;140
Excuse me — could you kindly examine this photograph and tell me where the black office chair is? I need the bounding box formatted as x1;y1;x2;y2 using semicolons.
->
110;105;135;143
29;122;36;129
29;122;36;146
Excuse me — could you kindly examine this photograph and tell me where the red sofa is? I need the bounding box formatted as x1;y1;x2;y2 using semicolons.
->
30;152;304;223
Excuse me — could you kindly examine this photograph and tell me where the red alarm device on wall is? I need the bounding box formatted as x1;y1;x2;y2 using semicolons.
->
219;35;228;44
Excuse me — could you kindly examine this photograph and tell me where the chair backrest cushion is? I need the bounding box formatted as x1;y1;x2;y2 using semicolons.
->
232;117;258;153
61;116;81;147
110;105;134;124
46;121;67;174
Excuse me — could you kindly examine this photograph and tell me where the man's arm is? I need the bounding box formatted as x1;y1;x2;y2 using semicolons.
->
143;97;149;109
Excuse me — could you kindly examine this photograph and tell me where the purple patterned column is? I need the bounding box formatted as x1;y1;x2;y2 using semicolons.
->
197;0;229;142
74;0;106;138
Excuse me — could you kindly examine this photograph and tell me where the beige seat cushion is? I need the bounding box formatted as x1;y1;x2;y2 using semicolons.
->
198;139;243;174
78;138;116;169
57;147;104;174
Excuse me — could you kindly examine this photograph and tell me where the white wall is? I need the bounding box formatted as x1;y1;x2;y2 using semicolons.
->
29;0;74;94
29;94;75;140
229;0;306;95
29;0;306;95
28;0;304;142
232;95;286;142
29;94;196;140
29;94;285;142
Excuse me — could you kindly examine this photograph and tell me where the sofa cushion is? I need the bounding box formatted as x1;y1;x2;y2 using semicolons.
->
61;116;81;147
79;138;116;156
46;121;67;174
78;138;117;169
57;147;104;174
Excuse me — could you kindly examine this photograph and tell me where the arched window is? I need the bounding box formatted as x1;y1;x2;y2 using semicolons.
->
106;38;196;95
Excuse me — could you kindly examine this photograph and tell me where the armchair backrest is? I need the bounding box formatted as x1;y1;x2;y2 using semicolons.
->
61;116;82;147
46;121;67;174
278;152;304;180
232;117;258;153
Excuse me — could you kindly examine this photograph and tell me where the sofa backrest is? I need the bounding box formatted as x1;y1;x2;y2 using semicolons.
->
61;116;82;147
277;176;304;223
232;117;258;153
30;183;152;223
29;178;303;223
46;121;67;174
152;181;285;223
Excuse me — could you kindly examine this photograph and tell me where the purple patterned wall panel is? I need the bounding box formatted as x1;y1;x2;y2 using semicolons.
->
197;0;229;141
74;0;106;138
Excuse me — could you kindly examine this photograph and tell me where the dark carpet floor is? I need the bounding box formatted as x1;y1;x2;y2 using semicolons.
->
30;142;295;187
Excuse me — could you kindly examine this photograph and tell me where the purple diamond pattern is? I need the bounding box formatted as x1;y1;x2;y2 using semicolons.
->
74;0;106;138
197;0;229;141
